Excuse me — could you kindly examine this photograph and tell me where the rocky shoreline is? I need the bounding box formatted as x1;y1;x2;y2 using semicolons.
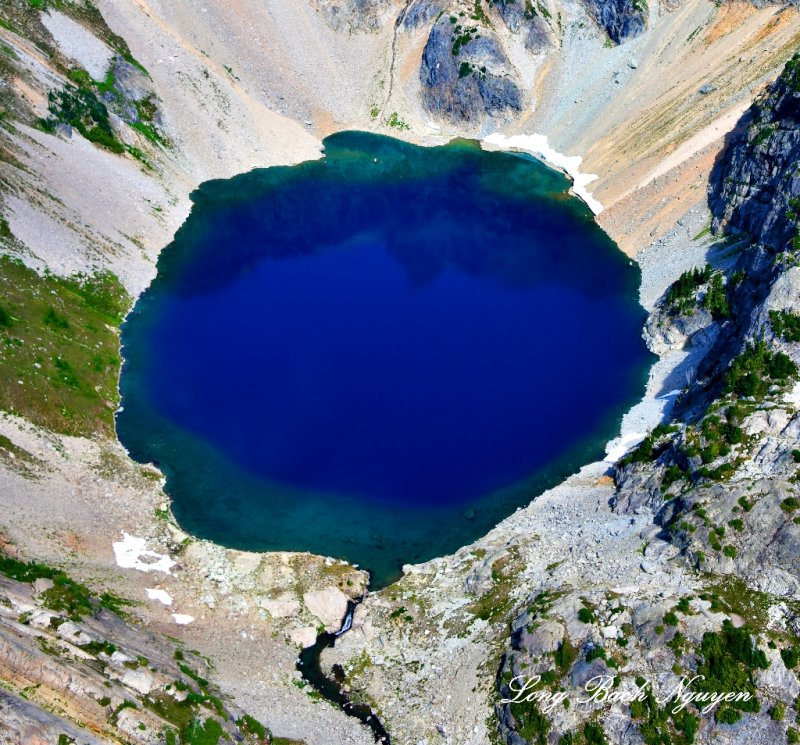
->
312;195;721;744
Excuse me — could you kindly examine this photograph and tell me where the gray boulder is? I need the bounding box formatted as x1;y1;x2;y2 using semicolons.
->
582;0;647;44
518;620;565;656
401;0;446;28
420;15;522;124
570;656;610;688
495;0;553;52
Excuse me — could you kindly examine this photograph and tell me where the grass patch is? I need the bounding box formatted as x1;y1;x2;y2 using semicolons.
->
700;575;771;630
0;432;44;477
181;717;223;745
0;256;129;437
237;714;268;740
0;552;130;620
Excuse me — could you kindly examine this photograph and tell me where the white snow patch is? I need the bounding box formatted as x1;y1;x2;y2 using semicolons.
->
113;532;175;574
145;588;173;606
482;133;603;215
604;431;647;464
172;613;195;625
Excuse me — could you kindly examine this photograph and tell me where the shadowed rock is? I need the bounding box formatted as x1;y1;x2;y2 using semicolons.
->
420;15;522;124
583;0;646;44
495;0;554;51
402;0;447;28
710;53;800;253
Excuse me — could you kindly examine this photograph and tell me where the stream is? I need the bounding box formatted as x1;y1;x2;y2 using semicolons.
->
296;598;391;744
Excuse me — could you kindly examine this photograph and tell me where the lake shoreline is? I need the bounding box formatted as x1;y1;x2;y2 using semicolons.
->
0;136;723;745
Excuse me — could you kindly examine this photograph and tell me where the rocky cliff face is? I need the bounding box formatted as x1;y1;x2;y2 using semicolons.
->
491;52;800;745
401;0;447;28
419;14;523;124
583;0;647;44
711;53;800;254
494;0;554;52
0;560;283;745
415;0;646;125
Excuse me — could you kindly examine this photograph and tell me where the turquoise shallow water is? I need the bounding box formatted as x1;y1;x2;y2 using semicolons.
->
117;131;653;587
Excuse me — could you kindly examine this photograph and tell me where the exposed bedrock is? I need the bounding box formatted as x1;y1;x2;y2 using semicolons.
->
419;14;522;125
494;0;554;51
402;0;448;28
311;0;396;31
582;0;647;44
711;54;800;254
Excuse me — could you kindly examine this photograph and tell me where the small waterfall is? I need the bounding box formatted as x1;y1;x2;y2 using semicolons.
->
297;596;390;744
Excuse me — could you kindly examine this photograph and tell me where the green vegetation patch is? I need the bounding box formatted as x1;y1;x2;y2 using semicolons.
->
664;264;732;319
703;272;730;319
694;620;767;724
0;255;129;437
664;265;712;315
554;636;577;669
386;112;410;131
236;714;268;741
510;694;550;744
618;423;678;467
0;432;44;477
0;552;129;620
690;404;745;468
630;674;697;745
781;52;800;93
181;717;224;745
769;309;800;342
724;339;798;398
40;85;124;154
700;575;771;633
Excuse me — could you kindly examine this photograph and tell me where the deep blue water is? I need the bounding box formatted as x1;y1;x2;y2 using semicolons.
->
118;132;652;586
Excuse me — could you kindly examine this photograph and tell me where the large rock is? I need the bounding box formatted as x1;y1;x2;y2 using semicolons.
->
495;0;553;51
0;688;108;745
402;0;447;28
757;647;800;703
303;588;349;631
111;57;152;103
259;596;301;618
420;15;522;124
645;306;715;354
582;0;647;44
710;53;800;252
570;657;611;688
120;668;157;696
289;626;319;648
518;620;565;656
56;620;99;647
